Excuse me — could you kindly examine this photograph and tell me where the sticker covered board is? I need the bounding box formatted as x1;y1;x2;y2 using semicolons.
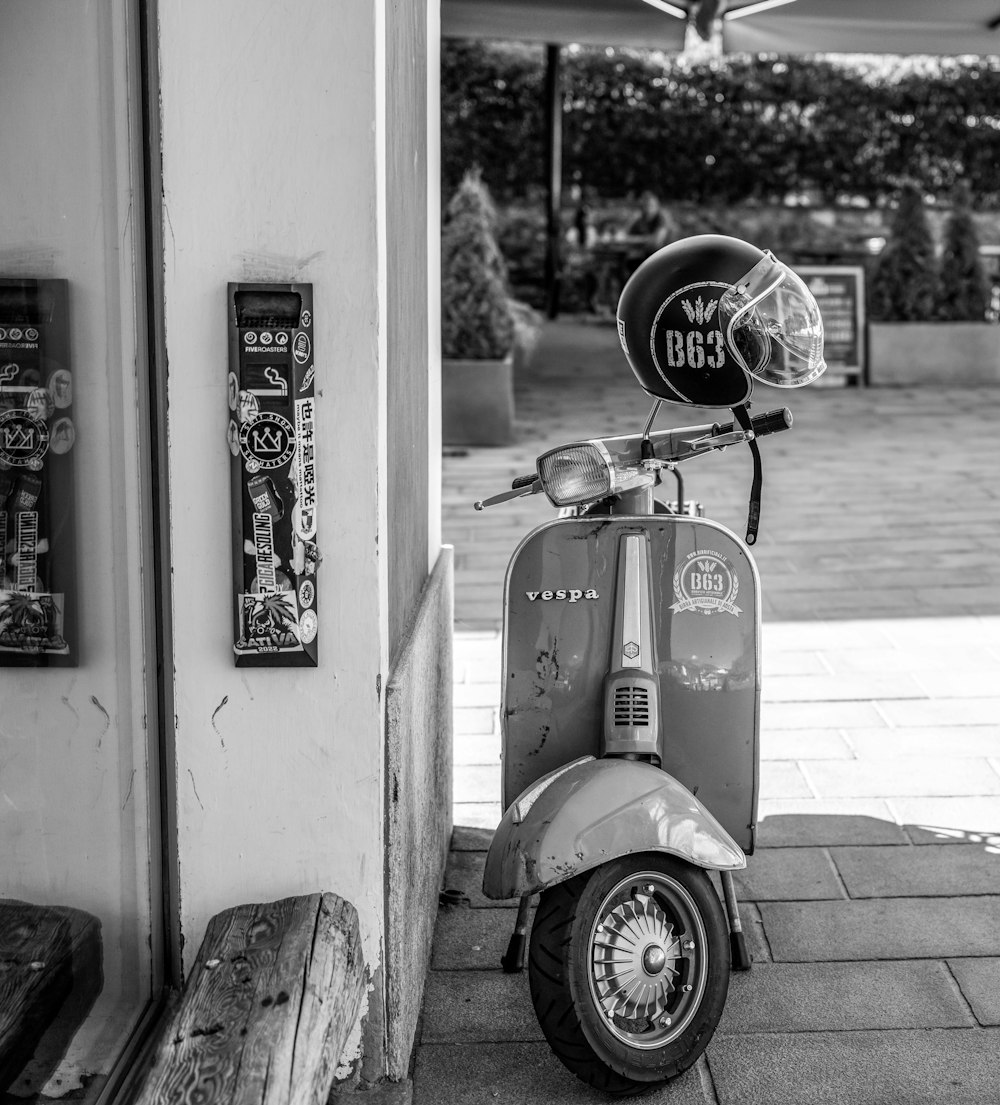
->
228;282;318;667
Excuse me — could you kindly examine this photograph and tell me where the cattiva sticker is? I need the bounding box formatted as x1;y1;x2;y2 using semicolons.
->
235;591;301;653
672;550;741;617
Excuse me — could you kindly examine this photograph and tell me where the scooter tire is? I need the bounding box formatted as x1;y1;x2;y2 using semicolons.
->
528;853;730;1096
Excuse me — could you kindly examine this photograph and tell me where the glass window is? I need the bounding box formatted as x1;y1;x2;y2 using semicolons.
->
0;2;161;1099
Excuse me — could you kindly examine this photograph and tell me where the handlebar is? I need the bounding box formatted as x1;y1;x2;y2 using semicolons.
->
506;406;792;490
476;406;793;512
716;406;793;439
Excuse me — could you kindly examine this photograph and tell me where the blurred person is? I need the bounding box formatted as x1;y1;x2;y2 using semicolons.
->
587;192;677;315
622;191;677;260
572;201;597;248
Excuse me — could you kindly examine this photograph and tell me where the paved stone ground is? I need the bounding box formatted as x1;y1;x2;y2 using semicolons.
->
417;320;1000;1104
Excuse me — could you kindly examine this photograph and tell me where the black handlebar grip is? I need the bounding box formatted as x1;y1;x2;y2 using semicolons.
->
511;473;537;489
715;407;791;438
750;407;793;437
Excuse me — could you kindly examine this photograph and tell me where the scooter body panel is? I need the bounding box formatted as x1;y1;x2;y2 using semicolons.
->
483;757;746;900
502;514;760;852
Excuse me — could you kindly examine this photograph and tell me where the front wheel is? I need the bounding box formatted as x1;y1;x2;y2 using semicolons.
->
528;853;730;1096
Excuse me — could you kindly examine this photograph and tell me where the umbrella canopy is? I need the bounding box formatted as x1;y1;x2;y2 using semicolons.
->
442;0;1000;56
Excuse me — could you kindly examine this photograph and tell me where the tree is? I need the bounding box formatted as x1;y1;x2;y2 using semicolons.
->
869;181;938;321
937;180;989;320
441;169;516;359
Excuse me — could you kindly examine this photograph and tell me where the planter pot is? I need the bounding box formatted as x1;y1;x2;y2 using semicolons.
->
442;354;515;446
512;338;532;376
868;322;1000;385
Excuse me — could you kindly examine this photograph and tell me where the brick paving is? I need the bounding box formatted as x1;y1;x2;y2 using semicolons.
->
418;319;1000;1104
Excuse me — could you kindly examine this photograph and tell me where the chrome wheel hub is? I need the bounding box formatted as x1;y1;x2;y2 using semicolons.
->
588;872;708;1048
593;894;680;1020
642;944;667;974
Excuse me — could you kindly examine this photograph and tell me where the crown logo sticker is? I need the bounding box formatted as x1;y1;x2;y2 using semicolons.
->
239;411;296;471
0;410;49;467
248;427;286;454
680;296;717;325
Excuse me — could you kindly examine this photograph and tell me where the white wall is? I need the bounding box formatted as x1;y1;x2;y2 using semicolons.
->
157;0;388;1013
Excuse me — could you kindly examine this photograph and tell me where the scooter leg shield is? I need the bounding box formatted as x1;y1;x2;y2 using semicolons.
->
482;757;745;901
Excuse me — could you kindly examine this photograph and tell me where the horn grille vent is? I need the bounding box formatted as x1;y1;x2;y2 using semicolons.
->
613;684;650;727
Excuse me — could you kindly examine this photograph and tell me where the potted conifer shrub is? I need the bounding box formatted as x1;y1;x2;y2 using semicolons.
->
869;180;999;384
441;170;518;445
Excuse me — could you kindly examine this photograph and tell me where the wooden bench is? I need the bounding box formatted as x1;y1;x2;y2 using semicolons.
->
134;893;365;1105
0;899;103;1094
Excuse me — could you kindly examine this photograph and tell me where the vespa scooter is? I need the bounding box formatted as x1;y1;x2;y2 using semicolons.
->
472;235;827;1094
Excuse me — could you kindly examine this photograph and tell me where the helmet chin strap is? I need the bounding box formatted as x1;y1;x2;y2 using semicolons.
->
732;403;761;546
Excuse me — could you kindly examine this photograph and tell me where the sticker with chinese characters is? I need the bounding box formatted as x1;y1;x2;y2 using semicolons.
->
293;397;316;539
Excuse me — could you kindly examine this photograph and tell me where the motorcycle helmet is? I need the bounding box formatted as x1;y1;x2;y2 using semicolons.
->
616;234;826;408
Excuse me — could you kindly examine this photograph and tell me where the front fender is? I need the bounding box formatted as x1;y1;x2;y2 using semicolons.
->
483;757;745;901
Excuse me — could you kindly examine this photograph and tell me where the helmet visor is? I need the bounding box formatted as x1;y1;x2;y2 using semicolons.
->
718;252;826;388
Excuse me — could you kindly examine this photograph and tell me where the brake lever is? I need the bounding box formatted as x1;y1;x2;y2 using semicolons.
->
681;428;754;451
474;479;542;511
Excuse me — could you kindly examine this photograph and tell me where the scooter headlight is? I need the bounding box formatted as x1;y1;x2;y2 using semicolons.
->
537;442;614;507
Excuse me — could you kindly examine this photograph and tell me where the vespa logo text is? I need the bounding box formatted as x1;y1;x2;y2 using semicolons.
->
525;588;599;603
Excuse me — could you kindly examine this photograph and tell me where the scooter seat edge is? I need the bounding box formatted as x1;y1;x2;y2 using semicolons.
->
482;756;746;901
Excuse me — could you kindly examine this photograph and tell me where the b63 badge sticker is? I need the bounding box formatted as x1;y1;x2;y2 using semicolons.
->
671;550;741;617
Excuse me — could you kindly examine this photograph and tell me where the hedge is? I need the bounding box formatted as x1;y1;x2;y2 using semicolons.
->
442;43;1000;207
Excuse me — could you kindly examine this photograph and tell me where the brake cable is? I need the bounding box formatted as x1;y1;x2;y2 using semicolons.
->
732;403;762;545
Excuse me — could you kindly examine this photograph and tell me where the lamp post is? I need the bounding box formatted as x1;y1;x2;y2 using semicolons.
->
543;43;563;319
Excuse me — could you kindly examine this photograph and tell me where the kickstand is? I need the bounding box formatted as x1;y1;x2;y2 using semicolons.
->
500;893;532;974
720;870;752;972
